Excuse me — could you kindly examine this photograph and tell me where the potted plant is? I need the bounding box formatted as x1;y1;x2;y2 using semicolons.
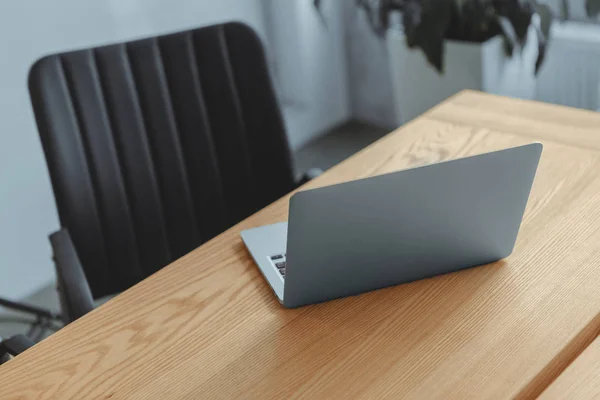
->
316;0;599;125
358;0;555;124
369;0;600;124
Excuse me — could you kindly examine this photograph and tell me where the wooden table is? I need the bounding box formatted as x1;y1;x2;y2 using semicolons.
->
2;91;600;399
539;335;600;399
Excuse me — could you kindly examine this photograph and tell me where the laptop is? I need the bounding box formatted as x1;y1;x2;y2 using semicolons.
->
241;143;543;308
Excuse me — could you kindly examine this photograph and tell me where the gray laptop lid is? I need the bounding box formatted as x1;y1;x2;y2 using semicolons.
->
283;143;542;308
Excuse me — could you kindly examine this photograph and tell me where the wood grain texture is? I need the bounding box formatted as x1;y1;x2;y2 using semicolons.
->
426;91;600;151
2;91;600;399
539;335;600;399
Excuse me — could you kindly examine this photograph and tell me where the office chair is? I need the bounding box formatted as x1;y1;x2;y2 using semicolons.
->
0;335;34;365
28;22;318;329
0;298;61;341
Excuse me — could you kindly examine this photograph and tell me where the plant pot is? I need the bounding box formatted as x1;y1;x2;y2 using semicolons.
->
387;26;538;125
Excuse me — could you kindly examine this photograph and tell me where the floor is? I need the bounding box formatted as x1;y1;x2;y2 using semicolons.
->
294;120;390;173
0;119;390;343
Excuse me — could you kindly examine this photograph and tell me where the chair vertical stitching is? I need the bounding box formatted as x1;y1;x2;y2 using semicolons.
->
187;30;228;236
90;47;144;282
123;42;172;262
154;36;201;240
57;54;111;291
218;25;258;215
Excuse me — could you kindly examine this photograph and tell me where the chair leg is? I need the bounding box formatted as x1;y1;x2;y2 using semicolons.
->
0;297;61;321
0;334;34;355
0;297;63;341
0;334;36;364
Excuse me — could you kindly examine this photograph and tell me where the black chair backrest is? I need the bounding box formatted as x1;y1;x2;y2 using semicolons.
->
29;22;295;298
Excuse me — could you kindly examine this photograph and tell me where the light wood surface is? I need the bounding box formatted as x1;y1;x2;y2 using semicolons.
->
2;91;600;399
539;335;600;399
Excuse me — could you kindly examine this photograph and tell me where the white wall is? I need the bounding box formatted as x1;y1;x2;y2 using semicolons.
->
274;0;351;150
536;21;600;110
343;4;397;128
0;0;267;301
261;0;309;111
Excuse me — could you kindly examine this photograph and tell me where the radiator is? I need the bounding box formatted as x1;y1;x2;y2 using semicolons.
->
536;22;600;111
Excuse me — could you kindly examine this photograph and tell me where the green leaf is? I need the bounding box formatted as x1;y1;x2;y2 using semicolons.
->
357;0;555;74
497;16;517;58
504;4;533;46
587;0;600;18
533;23;547;75
402;0;453;74
533;3;553;75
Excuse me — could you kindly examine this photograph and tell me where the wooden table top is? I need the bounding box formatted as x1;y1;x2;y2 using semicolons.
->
2;91;600;399
539;335;600;399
